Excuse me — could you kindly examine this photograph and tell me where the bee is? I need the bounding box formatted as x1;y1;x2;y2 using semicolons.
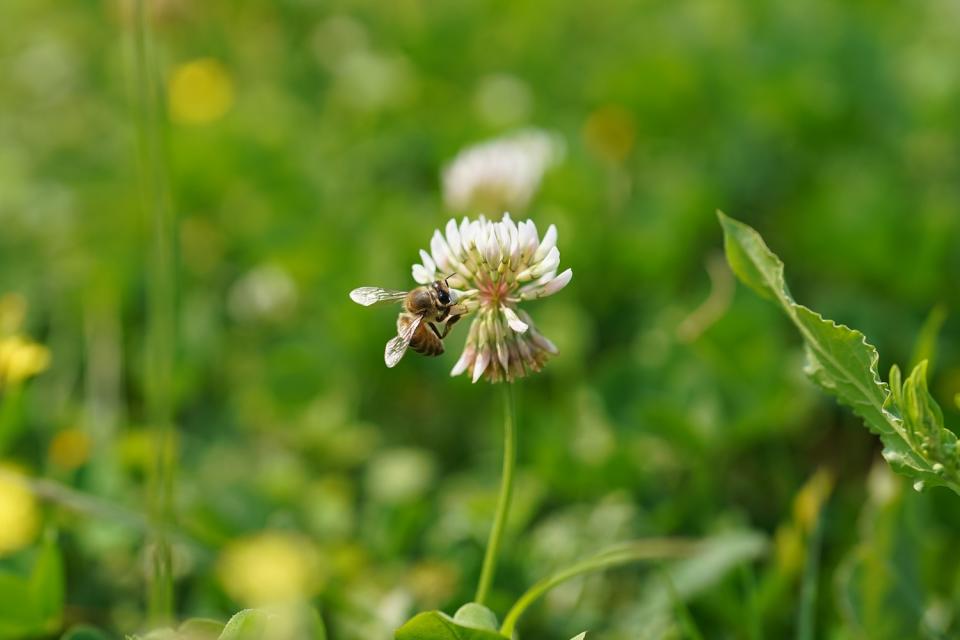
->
350;277;467;368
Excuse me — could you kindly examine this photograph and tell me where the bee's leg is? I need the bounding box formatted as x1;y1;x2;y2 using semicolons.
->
428;322;444;339
439;313;462;338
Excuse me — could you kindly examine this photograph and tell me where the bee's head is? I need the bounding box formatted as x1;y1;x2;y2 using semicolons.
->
433;276;454;306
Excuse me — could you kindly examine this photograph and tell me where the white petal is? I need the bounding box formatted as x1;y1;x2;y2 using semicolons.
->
460;217;474;249
431;230;452;271
520;268;572;300
412;264;433;284
445;218;462;257
534;224;557;261
484;228;499;266
472;348;491;383
500;212;517;235
532;246;560;278
502;306;529;333
419;249;436;274
508;222;520;265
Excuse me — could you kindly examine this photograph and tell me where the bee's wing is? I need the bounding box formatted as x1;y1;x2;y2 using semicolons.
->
350;287;408;306
385;313;422;368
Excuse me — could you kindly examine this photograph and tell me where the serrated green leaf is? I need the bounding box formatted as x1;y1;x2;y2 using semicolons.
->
395;611;509;640
718;211;960;494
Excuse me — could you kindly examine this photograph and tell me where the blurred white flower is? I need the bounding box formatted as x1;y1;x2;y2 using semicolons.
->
412;213;571;383
228;264;298;324
442;129;564;214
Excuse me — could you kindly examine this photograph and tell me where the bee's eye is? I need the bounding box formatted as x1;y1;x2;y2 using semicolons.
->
438;290;450;305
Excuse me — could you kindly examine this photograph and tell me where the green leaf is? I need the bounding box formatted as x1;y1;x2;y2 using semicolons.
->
718;212;960;494
219;610;268;640
451;603;499;631
0;535;65;638
0;573;39;637
30;533;65;630
395;611;508;640
178;619;224;639
219;606;326;640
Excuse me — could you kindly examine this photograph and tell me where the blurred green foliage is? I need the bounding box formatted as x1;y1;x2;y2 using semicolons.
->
1;0;960;638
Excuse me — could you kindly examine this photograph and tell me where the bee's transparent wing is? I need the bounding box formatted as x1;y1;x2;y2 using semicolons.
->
350;287;408;306
385;314;422;368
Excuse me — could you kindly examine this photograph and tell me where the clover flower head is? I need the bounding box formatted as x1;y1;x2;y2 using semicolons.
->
442;129;564;214
412;213;572;383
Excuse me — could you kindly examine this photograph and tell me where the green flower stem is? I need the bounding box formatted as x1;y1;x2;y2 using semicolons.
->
133;0;177;623
475;382;517;606
500;539;697;637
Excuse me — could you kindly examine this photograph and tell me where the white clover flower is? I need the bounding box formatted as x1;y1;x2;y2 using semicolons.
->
442;129;564;214
412;213;572;383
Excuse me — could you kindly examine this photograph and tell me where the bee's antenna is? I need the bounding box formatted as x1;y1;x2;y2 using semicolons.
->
444;272;455;285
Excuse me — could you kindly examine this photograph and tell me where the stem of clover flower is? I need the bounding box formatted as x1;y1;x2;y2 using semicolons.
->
133;0;177;623
475;382;517;606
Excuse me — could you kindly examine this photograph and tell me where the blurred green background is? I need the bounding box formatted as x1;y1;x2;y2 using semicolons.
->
2;0;960;638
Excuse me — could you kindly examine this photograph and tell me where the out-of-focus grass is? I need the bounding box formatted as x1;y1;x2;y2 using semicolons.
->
1;0;959;638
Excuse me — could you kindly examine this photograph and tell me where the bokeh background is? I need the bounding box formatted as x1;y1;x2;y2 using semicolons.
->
2;0;960;638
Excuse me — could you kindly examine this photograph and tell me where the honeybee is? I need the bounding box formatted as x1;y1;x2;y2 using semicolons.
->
350;277;467;368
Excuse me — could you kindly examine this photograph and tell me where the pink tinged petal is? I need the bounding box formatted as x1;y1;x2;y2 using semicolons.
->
534;224;557;262
496;338;509;374
419;250;436;274
450;345;474;376
445;218;462;257
501;306;529;333
472;348;491;383
532;331;558;354
412;264;433;284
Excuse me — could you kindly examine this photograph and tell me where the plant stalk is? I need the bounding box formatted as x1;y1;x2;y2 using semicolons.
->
133;0;177;623
475;382;517;606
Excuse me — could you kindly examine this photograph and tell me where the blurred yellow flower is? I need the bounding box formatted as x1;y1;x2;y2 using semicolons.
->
0;335;51;387
217;532;321;606
49;428;92;471
167;58;234;125
0;467;40;555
